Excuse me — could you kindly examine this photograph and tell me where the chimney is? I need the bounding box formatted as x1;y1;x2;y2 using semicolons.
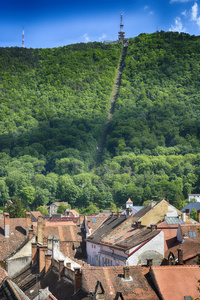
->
123;266;130;280
185;209;190;216
45;253;52;274
151;224;157;231
26;212;32;236
59;260;64;280
52;235;60;260
182;212;186;223
39;245;48;273
87;220;91;229
197;210;200;223
146;259;153;267
28;228;34;240
66;262;71;269
74;268;82;292
178;246;183;265
126;207;132;218
79;214;85;226
4;212;9;238
111;211;115;216
135;221;141;229
32;243;38;265
37;216;46;244
43;236;47;245
47;235;53;250
117;211;122;218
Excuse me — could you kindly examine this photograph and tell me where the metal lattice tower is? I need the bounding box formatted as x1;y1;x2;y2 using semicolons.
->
118;13;125;43
22;27;25;48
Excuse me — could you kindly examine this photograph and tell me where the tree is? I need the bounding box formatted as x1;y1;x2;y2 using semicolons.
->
57;203;67;214
36;206;48;214
4;196;25;218
190;208;198;221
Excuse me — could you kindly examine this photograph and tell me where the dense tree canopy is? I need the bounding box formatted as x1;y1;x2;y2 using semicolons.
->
0;32;200;211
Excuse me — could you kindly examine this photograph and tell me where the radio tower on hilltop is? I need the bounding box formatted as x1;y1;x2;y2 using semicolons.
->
22;27;25;48
118;13;128;46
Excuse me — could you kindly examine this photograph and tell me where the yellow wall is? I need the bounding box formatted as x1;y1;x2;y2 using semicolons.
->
139;200;182;226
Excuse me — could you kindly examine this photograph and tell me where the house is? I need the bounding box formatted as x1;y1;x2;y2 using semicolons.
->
150;265;200;300
73;265;159;300
84;214;109;237
165;223;200;265
188;194;200;202
64;209;79;218
121;198;143;216
0;212;36;277
47;202;68;216
86;213;164;267
132;199;183;226
181;202;200;215
30;210;43;222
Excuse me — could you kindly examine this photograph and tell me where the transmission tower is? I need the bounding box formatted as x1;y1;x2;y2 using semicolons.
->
22;27;25;48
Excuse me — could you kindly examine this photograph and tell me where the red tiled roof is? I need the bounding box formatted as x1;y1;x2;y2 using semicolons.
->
0;218;28;261
179;224;200;240
157;221;179;252
151;265;200;300
81;265;159;299
165;239;200;261
86;215;109;234
31;211;42;218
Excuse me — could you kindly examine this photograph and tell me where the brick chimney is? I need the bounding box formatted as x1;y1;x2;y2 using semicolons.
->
178;246;183;265
26;212;32;237
117;211;122;218
28;228;34;240
45;253;52;274
185;209;190;216
59;260;64;280
32;243;38;265
39;245;48;273
123;266;130;280
37;216;46;244
74;268;82;292
79;215;85;226
4;212;9;238
150;224;157;231
135;221;141;229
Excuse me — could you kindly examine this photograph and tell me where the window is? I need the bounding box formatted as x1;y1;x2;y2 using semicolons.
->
92;218;97;223
189;231;197;238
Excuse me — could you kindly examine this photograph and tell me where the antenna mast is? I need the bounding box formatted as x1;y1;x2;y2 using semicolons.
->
118;13;125;44
22;26;25;48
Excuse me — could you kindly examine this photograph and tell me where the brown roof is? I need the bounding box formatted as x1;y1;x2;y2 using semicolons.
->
86;215;109;235
81;265;159;299
179;224;200;240
0;218;28;261
151;265;200;300
51;202;68;207
0;267;8;284
165;239;200;261
157;221;179;251
101;226;160;252
45;224;83;242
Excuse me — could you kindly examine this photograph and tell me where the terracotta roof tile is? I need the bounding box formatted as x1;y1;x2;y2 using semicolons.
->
165;240;200;261
126;198;133;203
151;265;200;300
0;218;28;261
0;266;8;284
81;265;159;299
86;215;109;235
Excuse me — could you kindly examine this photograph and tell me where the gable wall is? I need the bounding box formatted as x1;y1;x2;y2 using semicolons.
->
139;201;181;226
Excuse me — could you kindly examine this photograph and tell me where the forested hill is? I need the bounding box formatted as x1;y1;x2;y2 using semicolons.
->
1;32;200;213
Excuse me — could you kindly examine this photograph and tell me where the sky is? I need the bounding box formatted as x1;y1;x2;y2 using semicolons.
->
1;0;200;48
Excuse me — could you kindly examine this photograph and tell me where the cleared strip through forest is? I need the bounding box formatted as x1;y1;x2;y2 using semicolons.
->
96;46;127;165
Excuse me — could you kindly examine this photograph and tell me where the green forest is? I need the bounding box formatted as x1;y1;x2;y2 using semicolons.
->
1;31;200;213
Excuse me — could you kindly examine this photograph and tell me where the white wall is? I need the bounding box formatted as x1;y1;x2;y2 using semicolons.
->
127;231;164;266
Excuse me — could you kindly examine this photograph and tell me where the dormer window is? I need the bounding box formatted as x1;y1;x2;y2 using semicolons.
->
189;231;197;238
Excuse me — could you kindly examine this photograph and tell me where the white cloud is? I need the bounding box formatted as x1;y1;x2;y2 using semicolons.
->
169;16;186;31
144;5;149;11
191;2;198;20
83;33;90;42
181;10;188;17
99;34;107;41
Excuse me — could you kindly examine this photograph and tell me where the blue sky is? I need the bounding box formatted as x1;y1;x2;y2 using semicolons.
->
1;0;200;48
